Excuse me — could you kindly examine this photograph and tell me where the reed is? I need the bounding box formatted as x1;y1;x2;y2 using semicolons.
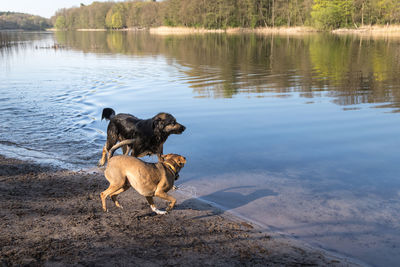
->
332;25;400;36
149;26;319;35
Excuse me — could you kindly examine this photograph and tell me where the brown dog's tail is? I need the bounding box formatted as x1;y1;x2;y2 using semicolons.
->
101;108;116;121
107;139;136;161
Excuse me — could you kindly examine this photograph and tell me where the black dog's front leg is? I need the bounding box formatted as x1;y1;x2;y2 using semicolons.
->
157;145;164;162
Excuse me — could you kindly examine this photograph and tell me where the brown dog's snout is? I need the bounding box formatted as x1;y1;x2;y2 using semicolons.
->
178;156;186;167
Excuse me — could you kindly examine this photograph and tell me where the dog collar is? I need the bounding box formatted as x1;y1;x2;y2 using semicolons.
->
163;161;177;174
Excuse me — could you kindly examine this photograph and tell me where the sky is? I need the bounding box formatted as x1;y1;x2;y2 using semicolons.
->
0;0;99;18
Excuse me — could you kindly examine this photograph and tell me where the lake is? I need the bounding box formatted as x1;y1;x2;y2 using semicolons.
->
1;30;400;266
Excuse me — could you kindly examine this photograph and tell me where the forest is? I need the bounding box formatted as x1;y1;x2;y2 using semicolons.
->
0;12;51;31
52;0;400;30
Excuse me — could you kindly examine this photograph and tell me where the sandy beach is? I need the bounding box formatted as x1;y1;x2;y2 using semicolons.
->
149;26;318;35
332;25;400;36
149;25;400;36
0;155;360;266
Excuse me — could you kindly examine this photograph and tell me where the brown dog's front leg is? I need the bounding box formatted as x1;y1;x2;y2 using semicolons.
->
155;190;176;212
146;196;167;215
157;145;164;162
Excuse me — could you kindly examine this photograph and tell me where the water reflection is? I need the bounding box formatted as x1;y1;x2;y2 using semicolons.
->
53;31;400;111
0;31;55;56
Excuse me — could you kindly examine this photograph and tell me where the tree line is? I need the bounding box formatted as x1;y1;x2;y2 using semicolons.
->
52;0;400;30
0;12;51;31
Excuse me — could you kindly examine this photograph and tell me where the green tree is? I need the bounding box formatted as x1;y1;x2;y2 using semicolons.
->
105;3;126;29
376;0;400;24
55;15;67;29
112;11;124;28
311;0;353;29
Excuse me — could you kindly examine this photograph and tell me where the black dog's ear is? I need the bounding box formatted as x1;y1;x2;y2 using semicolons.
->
101;108;115;121
153;117;165;130
152;117;160;129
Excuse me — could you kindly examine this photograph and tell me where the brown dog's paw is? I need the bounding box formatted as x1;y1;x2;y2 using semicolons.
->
172;185;179;191
151;205;167;215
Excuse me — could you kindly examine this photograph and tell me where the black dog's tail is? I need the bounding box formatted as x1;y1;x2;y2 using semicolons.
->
108;139;136;161
101;108;116;121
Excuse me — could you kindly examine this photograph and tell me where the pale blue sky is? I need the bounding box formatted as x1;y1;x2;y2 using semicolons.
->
0;0;102;18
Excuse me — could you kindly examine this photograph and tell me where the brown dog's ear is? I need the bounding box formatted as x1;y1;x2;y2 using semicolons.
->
161;154;174;162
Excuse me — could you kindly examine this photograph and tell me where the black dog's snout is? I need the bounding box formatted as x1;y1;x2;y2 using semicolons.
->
177;125;186;134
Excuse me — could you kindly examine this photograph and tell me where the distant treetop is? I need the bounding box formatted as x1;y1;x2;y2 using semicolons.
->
0;12;52;30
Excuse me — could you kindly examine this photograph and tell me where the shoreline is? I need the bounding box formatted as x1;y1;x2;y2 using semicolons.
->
332;25;400;36
150;25;400;36
46;25;400;37
0;155;362;266
149;26;320;35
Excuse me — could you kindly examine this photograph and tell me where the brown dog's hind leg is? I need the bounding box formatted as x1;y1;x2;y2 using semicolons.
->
110;183;130;209
100;184;123;212
154;190;177;212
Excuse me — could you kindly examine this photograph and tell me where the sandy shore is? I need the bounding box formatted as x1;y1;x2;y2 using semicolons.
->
150;25;400;36
50;25;400;37
332;25;400;36
149;26;318;35
0;155;360;266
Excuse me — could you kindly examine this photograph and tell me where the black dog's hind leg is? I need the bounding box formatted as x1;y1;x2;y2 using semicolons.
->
98;140;116;166
122;145;132;155
98;142;109;166
99;125;119;166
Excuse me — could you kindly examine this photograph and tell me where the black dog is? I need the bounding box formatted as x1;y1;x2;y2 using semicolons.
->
98;108;185;166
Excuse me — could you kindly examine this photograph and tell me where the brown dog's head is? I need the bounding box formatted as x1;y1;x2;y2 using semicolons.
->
153;113;185;135
161;154;187;179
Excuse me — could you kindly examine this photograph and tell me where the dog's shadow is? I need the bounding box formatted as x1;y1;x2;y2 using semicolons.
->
176;186;278;218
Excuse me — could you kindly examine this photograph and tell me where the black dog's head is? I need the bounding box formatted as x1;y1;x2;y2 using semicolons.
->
153;113;185;135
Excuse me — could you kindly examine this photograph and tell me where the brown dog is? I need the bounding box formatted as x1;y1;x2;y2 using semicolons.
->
100;153;186;214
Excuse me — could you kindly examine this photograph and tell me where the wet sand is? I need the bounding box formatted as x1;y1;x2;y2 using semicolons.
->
0;155;362;266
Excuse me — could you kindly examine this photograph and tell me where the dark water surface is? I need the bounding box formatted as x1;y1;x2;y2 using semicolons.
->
1;31;400;266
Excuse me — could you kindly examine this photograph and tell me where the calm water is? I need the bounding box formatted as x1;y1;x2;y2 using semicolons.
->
1;31;400;266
